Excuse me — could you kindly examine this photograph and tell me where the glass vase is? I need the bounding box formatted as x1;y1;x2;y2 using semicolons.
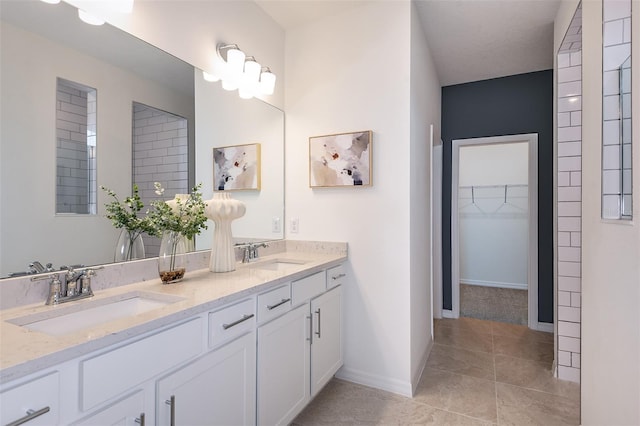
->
158;231;187;284
114;229;145;262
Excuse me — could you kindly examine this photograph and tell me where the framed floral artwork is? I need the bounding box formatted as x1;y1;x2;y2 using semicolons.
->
213;143;261;191
309;131;372;187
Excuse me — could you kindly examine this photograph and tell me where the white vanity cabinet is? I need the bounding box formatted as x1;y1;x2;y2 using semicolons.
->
0;372;60;426
257;303;311;426
156;331;256;426
257;269;344;425
1;259;346;426
156;299;257;426
310;285;342;397
71;391;146;426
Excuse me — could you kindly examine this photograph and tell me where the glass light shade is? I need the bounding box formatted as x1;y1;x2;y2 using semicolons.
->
78;9;105;25
226;48;246;76
202;71;220;82
238;86;254;99
259;71;276;96
40;0;61;4
222;77;239;91
244;60;261;81
238;59;261;99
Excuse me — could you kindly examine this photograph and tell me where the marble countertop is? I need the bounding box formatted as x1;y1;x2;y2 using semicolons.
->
0;248;346;384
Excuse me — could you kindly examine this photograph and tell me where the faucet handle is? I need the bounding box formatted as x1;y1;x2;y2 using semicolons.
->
30;274;62;305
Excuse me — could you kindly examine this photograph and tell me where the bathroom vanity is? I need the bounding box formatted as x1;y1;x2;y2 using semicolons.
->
0;243;346;426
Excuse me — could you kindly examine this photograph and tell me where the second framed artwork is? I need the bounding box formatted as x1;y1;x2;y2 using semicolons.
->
309;130;372;187
213;143;261;191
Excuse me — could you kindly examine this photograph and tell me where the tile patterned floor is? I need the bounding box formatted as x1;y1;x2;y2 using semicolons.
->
293;317;580;425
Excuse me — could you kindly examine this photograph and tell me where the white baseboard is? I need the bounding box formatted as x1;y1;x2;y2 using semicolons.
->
411;337;433;395
535;322;554;333
460;279;527;290
442;309;455;319
335;366;413;397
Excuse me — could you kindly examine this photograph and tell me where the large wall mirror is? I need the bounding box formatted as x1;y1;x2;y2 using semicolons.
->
0;0;284;277
602;0;632;219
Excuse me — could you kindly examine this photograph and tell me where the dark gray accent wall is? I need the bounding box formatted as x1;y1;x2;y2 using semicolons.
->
441;70;554;323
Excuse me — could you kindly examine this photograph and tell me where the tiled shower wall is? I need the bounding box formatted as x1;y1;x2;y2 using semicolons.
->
56;78;94;214
132;103;188;257
602;0;632;218
557;16;582;383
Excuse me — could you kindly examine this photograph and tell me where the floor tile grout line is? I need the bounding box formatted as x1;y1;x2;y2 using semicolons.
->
495;380;580;401
406;398;496;424
431;341;494;356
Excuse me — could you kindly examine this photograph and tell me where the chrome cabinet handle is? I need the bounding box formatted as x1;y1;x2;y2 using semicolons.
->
331;273;346;280
222;314;254;330
306;315;312;343
267;298;291;310
5;407;50;426
135;412;145;426
315;308;322;338
165;395;175;426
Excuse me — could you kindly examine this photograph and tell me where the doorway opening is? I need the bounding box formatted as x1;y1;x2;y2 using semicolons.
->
450;133;540;329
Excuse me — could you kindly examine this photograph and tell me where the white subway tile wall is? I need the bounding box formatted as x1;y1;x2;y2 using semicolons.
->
132;103;188;257
557;47;582;383
602;0;632;219
56;78;96;214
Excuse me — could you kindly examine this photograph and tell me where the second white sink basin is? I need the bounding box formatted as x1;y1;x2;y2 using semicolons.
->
7;291;184;336
249;258;308;271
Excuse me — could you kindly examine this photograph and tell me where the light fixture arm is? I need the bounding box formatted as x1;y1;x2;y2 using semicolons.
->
216;43;241;62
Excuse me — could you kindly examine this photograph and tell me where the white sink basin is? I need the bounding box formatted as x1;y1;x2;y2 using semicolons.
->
7;291;184;336
249;258;308;271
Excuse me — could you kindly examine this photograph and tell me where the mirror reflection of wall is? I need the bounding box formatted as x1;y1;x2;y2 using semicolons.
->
132;103;189;257
0;0;285;278
602;0;632;219
56;78;98;215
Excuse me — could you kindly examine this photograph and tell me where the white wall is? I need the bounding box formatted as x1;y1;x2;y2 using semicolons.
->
0;22;193;275
64;0;285;110
556;0;640;422
409;1;440;392
285;1;440;396
578;0;640;423
459;142;529;186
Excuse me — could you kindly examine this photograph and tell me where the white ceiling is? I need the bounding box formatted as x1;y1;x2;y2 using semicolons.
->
255;0;562;86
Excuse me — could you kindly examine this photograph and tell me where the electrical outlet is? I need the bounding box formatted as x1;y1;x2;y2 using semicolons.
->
272;217;281;233
290;218;299;234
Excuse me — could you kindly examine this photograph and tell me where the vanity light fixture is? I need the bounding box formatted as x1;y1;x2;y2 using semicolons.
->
214;43;276;98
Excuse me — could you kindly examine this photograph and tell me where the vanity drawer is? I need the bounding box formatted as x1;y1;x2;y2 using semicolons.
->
80;318;203;411
208;298;256;348
257;283;291;324
327;264;346;289
0;372;60;426
292;271;325;305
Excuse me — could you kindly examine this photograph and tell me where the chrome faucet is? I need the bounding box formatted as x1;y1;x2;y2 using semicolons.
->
29;261;45;274
32;266;103;305
242;243;269;263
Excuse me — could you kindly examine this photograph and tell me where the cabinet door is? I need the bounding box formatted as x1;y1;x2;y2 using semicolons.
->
157;331;256;426
311;285;343;396
257;303;310;426
0;372;59;426
72;391;145;426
